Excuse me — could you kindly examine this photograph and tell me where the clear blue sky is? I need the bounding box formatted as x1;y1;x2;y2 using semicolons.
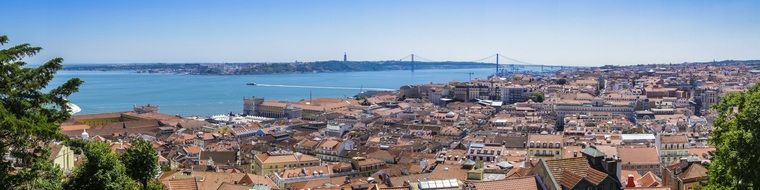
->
2;0;759;66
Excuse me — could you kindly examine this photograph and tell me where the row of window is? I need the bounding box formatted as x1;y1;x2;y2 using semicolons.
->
467;155;496;162
266;162;319;169
528;142;561;148
661;144;687;149
529;150;560;156
469;149;502;155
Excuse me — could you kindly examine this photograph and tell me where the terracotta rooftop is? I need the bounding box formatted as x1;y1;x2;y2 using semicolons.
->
470;176;538;190
215;182;252;190
429;164;469;182
163;178;199;190
528;134;563;143
688;147;715;160
618;147;660;165
255;152;319;164
162;171;253;190
354;158;385;167
544;157;610;188
184;145;202;154
659;134;688;144
60;124;91;131
680;163;708;180
319;140;341;150
638;171;662;187
69;112;125;122
238;173;278;188
286;176;349;190
279;165;332;179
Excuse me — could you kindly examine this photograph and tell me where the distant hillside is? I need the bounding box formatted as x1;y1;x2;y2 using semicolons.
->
63;59;760;75
63;61;496;75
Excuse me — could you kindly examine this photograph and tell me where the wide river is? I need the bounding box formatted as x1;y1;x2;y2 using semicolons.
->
50;68;496;116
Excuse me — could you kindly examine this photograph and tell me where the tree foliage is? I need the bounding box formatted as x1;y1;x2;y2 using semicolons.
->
146;180;166;190
0;35;82;189
65;141;139;190
529;92;545;103
556;78;568;85
704;84;760;189
122;139;159;190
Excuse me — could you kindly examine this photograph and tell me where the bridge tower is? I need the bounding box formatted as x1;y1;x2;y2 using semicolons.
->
495;53;500;75
411;54;415;72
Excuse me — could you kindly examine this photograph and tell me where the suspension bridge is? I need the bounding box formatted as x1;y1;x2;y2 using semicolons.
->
388;53;574;76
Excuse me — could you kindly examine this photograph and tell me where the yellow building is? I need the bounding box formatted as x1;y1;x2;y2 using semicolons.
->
50;144;76;173
252;152;320;175
527;134;564;160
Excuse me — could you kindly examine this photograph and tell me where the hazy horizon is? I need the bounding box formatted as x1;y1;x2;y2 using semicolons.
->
3;0;760;66
53;58;759;67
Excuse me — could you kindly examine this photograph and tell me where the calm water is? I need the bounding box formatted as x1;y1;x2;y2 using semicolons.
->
50;68;496;116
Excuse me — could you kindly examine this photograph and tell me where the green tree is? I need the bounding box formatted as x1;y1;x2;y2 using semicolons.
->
122;139;159;190
0;35;82;189
65;141;139;190
529;92;545;102
704;84;760;189
146;180;166;190
556;78;568;85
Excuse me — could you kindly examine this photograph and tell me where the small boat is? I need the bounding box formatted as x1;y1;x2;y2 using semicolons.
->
246;82;257;86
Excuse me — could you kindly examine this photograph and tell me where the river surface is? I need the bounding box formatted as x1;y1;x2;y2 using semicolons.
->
50;68;499;116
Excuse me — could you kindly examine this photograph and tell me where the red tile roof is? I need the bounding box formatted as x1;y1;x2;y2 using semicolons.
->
544;157;610;188
659;134;688;144
618;146;660;165
471;176;538;190
164;178;199;190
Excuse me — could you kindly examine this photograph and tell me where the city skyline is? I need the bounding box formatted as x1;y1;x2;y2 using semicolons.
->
2;0;760;66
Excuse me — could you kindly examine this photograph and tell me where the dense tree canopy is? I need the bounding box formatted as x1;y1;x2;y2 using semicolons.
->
529;92;545;103
65;141;139;190
0;35;82;189
705;84;760;189
556;78;568;85
122;139;159;190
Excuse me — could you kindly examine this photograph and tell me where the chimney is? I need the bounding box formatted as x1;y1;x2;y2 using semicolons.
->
626;174;636;187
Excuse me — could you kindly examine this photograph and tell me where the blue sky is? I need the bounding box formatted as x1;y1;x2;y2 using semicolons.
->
2;0;759;66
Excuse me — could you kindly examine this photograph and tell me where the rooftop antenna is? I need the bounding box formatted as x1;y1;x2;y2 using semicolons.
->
309;90;313;104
